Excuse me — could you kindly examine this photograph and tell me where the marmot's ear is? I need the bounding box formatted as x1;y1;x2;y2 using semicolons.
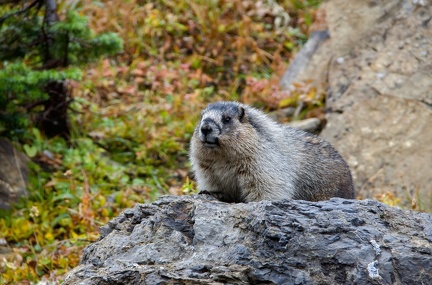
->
238;106;245;122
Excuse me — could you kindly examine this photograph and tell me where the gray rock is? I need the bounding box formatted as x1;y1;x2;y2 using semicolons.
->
63;195;432;285
322;0;432;201
268;107;296;121
280;31;330;90
280;0;432;202
267;109;322;134
0;138;29;209
287;118;322;134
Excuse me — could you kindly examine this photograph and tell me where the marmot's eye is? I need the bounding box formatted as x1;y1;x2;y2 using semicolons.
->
222;116;231;124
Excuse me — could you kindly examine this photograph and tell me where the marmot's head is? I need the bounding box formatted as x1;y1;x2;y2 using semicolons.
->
196;102;244;148
191;102;263;156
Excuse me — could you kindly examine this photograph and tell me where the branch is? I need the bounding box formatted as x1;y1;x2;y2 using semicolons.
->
0;0;40;26
25;99;48;111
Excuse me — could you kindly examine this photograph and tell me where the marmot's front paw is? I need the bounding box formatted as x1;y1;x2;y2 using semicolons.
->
198;190;224;201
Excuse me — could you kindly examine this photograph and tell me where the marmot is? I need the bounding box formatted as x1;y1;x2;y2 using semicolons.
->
189;101;355;203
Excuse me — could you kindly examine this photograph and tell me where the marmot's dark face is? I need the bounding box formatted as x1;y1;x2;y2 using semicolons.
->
196;102;246;149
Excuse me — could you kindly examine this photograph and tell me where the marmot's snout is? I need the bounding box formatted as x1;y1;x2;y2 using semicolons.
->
199;118;220;146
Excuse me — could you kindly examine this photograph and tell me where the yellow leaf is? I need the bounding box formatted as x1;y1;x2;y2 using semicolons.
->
101;208;109;217
44;232;55;242
305;88;317;102
5;261;17;270
71;230;79;240
278;96;297;108
98;195;106;206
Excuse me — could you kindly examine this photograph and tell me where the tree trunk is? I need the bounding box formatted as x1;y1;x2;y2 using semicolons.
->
44;0;58;24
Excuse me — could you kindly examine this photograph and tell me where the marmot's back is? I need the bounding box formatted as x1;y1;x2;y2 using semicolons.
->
190;101;354;203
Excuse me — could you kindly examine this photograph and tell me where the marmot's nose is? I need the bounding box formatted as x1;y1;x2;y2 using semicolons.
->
201;124;213;136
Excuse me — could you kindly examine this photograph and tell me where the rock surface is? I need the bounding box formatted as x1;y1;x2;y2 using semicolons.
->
287;118;322;134
279;30;330;90
0;138;29;209
280;0;432;201
63;195;432;285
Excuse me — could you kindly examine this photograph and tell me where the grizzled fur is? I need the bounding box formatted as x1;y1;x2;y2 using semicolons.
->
190;101;355;203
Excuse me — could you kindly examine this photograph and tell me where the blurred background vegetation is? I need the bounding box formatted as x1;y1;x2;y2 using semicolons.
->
0;0;350;283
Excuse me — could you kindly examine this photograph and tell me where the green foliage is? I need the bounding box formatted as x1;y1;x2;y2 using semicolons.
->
0;62;82;100
0;135;146;282
0;62;83;137
0;4;123;139
48;11;123;65
0;7;123;67
0;63;79;138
